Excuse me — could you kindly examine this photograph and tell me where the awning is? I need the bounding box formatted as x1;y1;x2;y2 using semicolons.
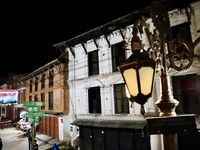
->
14;104;24;108
71;119;147;129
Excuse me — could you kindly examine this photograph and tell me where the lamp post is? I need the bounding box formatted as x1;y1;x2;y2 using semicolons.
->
118;1;199;150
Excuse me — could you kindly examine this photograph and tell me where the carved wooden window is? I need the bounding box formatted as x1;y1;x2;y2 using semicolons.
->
41;93;45;110
34;77;38;91
88;50;99;76
111;41;126;72
48;70;54;87
88;86;101;113
48;91;53;110
29;95;32;102
172;74;200;114
41;74;45;89
170;22;192;42
29;80;33;93
34;94;38;102
114;83;129;114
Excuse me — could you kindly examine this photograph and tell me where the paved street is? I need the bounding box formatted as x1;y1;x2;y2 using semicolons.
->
0;127;57;150
0;127;28;150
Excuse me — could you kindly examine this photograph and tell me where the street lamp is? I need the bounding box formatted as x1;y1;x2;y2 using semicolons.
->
118;28;156;115
118;1;199;150
118;1;181;117
118;0;200;118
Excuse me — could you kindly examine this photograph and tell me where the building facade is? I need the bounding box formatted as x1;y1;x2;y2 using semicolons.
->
21;58;70;140
0;74;25;124
54;1;200;150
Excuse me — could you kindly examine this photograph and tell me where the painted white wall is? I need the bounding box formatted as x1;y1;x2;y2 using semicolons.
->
150;134;163;150
67;25;158;128
59;115;77;141
58;117;64;140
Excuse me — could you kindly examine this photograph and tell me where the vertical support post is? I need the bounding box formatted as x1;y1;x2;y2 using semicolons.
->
31;122;35;150
163;134;178;150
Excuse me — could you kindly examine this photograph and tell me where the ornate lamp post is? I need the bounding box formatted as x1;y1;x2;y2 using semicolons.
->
118;1;199;150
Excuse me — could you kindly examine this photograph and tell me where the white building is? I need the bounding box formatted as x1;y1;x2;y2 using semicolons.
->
54;1;200;150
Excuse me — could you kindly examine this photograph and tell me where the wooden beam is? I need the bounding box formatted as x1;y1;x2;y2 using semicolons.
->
119;28;125;40
69;47;75;58
93;39;99;49
81;43;88;55
104;35;111;47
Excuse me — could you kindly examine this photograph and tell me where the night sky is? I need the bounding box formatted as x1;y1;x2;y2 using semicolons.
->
0;0;166;78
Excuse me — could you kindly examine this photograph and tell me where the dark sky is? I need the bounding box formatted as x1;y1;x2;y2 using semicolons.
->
0;1;152;78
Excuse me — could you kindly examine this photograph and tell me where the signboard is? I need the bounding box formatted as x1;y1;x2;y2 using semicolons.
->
0;89;18;104
146;114;197;135
23;101;45;107
28;107;38;112
25;112;45;118
23;101;45;124
28;117;39;124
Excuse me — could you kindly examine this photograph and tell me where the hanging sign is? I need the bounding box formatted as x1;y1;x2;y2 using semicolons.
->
23;101;45;107
0;89;18;104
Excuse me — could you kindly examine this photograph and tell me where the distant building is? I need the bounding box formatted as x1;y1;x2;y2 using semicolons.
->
0;73;26;123
20;57;70;140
